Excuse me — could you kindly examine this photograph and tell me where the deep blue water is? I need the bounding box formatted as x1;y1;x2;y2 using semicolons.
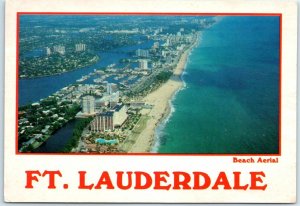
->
23;48;45;58
19;40;154;106
33;120;77;152
156;16;280;154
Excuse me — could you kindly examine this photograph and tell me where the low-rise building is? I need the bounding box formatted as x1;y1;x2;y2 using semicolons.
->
113;104;128;127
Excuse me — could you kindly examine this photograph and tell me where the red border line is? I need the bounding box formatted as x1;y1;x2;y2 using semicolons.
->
278;14;282;155
16;12;282;156
17;12;282;16
16;14;20;154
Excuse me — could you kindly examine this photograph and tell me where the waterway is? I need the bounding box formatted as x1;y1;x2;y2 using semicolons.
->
33;119;77;153
20;38;155;152
19;39;154;106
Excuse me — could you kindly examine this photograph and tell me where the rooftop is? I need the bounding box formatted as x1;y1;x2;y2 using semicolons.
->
113;104;124;112
100;111;114;117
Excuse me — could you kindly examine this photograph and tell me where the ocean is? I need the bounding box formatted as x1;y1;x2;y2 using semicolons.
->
156;16;280;154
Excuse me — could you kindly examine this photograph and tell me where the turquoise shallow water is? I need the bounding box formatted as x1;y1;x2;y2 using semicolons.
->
157;16;280;154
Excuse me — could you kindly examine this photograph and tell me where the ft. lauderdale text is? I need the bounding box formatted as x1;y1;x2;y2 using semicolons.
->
25;170;267;191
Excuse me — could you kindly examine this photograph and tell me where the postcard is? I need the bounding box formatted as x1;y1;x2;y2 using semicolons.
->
4;0;297;203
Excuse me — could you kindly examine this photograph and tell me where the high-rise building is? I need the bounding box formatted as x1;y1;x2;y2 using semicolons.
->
53;45;65;55
139;59;148;70
165;39;171;46
110;91;119;101
136;49;149;58
162;50;167;57
107;82;112;95
90;112;114;132
153;42;160;49
106;82;118;95
90;104;128;132
45;47;51;56
111;83;118;93
75;43;86;52
82;95;95;114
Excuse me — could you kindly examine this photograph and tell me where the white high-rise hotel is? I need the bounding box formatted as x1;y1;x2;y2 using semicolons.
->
139;59;148;70
136;49;149;57
75;43;86;52
106;82;118;95
53;45;65;55
45;47;51;56
90;104;128;132
82;95;95;114
107;82;112;95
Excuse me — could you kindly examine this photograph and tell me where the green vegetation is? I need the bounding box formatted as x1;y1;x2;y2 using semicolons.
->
19;52;99;78
118;115;150;152
132;115;150;134
18;97;81;148
88;133;126;145
62;117;93;152
127;70;173;98
17;15;217;153
155;70;173;83
122;113;141;131
22;144;35;152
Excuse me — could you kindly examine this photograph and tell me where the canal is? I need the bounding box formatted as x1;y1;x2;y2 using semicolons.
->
33;119;77;153
20;39;155;152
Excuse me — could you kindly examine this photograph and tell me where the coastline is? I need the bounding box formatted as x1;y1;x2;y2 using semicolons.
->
128;36;200;153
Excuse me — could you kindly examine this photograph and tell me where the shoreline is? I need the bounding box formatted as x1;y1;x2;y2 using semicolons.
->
19;56;100;80
128;35;200;153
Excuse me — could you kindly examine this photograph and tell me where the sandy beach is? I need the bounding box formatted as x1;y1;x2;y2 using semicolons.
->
128;39;199;153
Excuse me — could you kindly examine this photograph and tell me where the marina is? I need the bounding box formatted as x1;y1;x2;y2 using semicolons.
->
18;15;279;154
